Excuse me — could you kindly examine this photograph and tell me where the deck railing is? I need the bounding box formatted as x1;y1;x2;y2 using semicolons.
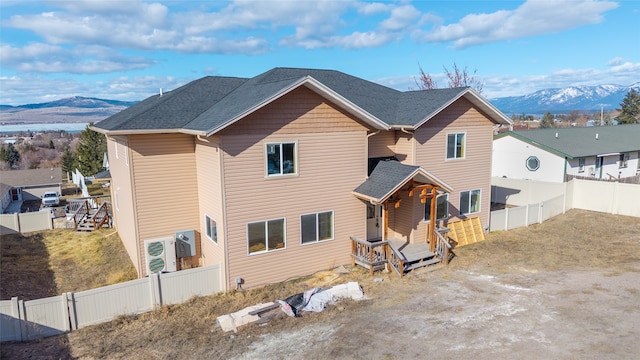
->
350;237;389;275
434;229;453;265
385;241;405;277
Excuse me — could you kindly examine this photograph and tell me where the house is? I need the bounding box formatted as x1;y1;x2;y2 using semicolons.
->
493;125;640;183
92;67;511;290
0;168;63;213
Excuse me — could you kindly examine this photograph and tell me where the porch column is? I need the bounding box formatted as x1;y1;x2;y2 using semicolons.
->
429;187;437;252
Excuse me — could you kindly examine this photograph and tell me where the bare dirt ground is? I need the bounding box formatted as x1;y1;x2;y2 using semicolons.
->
2;209;639;359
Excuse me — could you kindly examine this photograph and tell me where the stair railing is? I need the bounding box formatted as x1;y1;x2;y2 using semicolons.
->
434;229;453;265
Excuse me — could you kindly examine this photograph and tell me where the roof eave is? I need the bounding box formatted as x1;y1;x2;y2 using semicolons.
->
411;88;512;129
353;167;453;204
90;126;206;137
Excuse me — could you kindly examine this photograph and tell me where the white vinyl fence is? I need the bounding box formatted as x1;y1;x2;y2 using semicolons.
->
490;178;640;232
0;210;52;235
1;265;222;342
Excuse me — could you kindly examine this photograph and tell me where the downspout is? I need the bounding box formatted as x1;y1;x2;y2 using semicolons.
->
399;127;415;165
563;156;568;183
219;140;231;292
126;136;143;278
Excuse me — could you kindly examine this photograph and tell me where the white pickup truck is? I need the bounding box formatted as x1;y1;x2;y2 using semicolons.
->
41;191;60;207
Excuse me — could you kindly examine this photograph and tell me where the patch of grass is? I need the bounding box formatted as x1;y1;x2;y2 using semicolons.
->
451;209;640;273
0;228;136;299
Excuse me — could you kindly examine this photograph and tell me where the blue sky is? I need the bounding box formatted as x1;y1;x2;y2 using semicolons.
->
1;0;638;105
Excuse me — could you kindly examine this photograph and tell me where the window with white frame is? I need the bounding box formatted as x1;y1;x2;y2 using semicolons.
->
114;141;119;159
446;133;465;159
578;158;585;173
124;146;129;166
248;218;285;254
424;193;449;221
460;189;481;215
266;142;296;176
301;211;334;244
619;153;629;168
205;215;217;244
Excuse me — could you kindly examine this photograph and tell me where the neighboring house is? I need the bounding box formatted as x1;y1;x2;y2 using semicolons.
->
0;168;63;213
493;125;640;183
93;67;511;290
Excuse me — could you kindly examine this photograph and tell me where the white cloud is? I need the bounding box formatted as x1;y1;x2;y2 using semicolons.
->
0;74;190;105
0;43;155;74
376;60;640;99
417;0;618;48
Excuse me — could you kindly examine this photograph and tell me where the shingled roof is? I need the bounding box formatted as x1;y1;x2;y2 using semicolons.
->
353;160;452;204
495;124;640;158
94;67;511;136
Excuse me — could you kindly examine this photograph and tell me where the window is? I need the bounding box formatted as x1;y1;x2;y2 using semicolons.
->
619;153;629;168
460;189;481;215
266;142;296;176
124;146;129;166
578;158;585;173
425;193;449;221
248;218;285;254
301;211;334;244
526;156;540;171
446;133;465;159
114;142;119;159
205;215;217;244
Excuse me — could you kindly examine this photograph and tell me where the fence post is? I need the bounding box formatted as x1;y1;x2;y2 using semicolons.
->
17;298;27;342
10;297;22;342
149;273;162;308
60;293;71;332
504;208;509;231
68;292;78;331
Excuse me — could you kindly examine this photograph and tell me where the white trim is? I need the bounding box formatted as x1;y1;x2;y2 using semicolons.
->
446;132;466;160
204;214;218;245
424;193;449;222
300;210;335;245
247;217;287;256
460;189;482;215
264;141;298;178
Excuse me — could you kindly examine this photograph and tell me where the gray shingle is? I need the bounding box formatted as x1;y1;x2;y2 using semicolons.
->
353;160;420;201
94;67;504;134
500;124;640;158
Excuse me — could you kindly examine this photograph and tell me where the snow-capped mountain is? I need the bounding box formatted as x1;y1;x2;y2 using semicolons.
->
490;83;640;114
1;96;136;110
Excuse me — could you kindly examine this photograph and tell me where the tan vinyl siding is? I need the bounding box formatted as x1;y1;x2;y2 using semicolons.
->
221;87;369;136
220;89;368;288
107;136;140;275
394;131;414;165
368;131;395;158
129;134;201;276
194;135;227;287
414;98;494;232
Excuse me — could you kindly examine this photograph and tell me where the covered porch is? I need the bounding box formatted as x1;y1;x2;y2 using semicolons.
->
351;160;455;276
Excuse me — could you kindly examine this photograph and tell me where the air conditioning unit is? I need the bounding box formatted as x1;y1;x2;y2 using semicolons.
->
144;238;177;274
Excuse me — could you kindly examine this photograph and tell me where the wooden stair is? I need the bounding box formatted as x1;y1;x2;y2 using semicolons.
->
389;239;442;274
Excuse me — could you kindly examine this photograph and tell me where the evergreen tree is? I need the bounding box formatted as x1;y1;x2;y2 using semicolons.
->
618;89;640;124
74;123;106;176
0;143;21;167
540;112;554;128
61;146;75;175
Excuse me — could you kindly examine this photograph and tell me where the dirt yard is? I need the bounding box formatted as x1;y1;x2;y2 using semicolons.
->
2;209;639;359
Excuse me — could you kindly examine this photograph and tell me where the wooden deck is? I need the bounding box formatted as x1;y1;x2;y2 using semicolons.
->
351;236;443;276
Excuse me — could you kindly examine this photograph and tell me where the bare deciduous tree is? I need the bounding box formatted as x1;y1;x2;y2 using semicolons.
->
414;62;484;94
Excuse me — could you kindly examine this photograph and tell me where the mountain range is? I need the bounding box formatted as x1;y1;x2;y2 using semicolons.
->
489;83;639;114
1;83;638;124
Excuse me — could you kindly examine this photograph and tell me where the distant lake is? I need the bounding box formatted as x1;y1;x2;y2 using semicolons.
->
0;122;90;134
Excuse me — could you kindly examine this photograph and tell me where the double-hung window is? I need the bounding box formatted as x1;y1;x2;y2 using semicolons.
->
460;189;481;215
446;133;465;159
301;211;334;244
578;158;585;173
266;142;296;176
247;218;285;254
424;193;449;221
205;215;217;244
